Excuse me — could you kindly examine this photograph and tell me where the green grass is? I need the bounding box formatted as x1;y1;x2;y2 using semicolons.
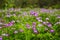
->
0;8;60;40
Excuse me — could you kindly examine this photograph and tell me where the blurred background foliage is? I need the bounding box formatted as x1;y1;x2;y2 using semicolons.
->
0;0;60;9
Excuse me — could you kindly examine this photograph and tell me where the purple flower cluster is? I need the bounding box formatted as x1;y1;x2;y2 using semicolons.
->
32;22;36;27
32;26;38;34
0;37;2;40
30;11;38;17
50;29;54;33
47;23;52;27
32;22;38;34
14;29;24;34
26;22;38;34
57;16;60;18
19;29;24;32
40;8;54;13
4;21;15;27
36;17;43;22
26;24;31;29
6;14;12;17
42;22;47;25
42;21;52;28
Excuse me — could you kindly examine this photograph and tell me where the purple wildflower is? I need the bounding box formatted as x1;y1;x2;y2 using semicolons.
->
40;8;54;13
19;29;24;32
57;16;60;18
5;34;9;36
26;24;30;29
10;20;15;24
30;11;38;17
47;23;52;27
42;22;47;25
32;22;36;25
0;37;2;40
4;24;9;27
30;11;35;15
4;21;15;27
6;14;12;17
40;8;49;13
50;30;54;33
23;12;27;16
32;27;36;30
32;22;36;27
34;13;38;17
4;23;13;27
36;17;42;22
36;17;40;20
38;20;43;22
33;29;38;34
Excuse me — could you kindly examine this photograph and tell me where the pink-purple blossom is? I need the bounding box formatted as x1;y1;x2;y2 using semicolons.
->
33;29;38;34
6;14;12;17
32;27;36;30
30;11;38;17
32;26;38;34
0;37;2;40
36;17;40;20
26;24;30;29
57;16;60;18
50;30;54;33
4;21;15;27
47;23;52;27
19;29;24;32
40;8;49;13
4;23;13;27
30;11;35;15
42;22;47;25
32;22;36;27
32;22;36;25
34;13;38;17
36;17;42;22
40;8;54;13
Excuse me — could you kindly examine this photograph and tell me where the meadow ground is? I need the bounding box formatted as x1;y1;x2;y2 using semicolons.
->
0;8;60;40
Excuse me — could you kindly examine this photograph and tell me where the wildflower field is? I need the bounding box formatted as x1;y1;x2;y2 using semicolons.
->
0;8;60;40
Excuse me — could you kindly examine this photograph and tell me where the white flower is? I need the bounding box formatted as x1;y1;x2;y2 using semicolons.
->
46;18;49;20
0;27;2;29
55;22;60;25
0;22;3;25
6;14;12;17
38;20;43;22
2;33;9;36
38;24;43;27
14;31;18;34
